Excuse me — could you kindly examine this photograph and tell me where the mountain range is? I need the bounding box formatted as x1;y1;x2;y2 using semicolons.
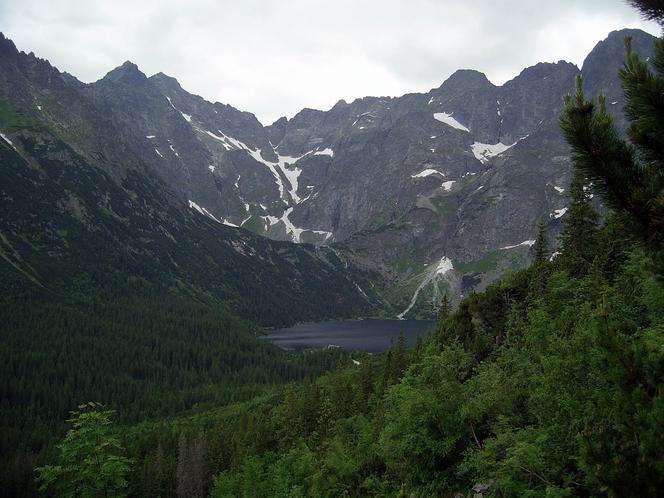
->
0;28;655;321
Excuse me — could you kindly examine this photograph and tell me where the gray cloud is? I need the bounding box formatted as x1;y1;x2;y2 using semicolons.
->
2;0;660;124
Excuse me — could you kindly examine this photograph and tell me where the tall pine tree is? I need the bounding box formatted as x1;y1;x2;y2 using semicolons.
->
532;219;549;267
558;170;599;276
560;20;664;266
527;219;551;300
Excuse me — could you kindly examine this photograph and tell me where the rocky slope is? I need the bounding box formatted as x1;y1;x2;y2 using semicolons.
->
0;29;655;318
0;35;383;326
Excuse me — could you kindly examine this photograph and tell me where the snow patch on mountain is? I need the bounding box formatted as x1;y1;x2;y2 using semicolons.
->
188;200;220;223
471;141;513;163
189;199;240;227
352;112;374;127
552;207;568;219
312;230;333;241
0;132;17;151
314;148;334;157
500;239;536;250
262;208;332;243
188;200;204;215
281;207;304;242
433;112;470;132
436;256;453;275
441;180;456;191
166;96;192;123
247;148;313;204
202;128;312;204
411;169;444;179
398;255;454;319
204;130;249;152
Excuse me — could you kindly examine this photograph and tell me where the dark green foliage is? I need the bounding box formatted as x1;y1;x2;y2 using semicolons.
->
532;219;549;267
558;170;600;276
437;293;452;321
528;220;552;301
436;270;531;360
170;210;661;498
0;292;350;496
628;0;664;24
560;44;664;255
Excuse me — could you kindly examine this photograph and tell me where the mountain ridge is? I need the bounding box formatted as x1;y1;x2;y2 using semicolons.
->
0;28;656;318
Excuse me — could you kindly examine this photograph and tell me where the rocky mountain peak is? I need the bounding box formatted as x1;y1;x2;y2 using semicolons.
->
332;99;348;109
582;28;656;104
100;60;148;85
0;32;19;59
149;72;184;92
510;61;578;82
437;69;494;92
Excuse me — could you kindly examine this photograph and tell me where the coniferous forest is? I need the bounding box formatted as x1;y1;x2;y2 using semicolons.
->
1;1;664;497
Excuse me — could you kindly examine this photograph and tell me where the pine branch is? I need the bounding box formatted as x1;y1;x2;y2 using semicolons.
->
560;77;647;233
620;41;664;169
626;0;664;25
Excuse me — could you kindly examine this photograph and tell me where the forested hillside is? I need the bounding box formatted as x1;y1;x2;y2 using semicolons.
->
0;125;379;494
35;158;663;496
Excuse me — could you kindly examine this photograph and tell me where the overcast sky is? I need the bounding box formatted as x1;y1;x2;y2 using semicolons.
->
2;0;660;124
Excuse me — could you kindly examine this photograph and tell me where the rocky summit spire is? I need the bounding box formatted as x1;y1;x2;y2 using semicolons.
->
100;60;148;85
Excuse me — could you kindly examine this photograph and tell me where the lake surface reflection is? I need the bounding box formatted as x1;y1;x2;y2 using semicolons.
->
264;319;436;352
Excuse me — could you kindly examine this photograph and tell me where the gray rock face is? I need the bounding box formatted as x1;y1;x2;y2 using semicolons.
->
0;29;656;318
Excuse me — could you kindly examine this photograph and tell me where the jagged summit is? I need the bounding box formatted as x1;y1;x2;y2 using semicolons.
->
100;60;148;84
149;71;183;90
437;69;494;90
508;61;578;83
582;27;656;72
581;28;656;107
0;32;18;58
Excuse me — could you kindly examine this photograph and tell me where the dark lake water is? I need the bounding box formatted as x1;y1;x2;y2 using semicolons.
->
264;319;436;352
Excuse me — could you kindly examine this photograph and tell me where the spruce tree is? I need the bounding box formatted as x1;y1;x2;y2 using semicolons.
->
527;219;551;300
558;170;599;276
357;360;374;412
393;331;408;383
532;219;549;267
438;293;452;323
